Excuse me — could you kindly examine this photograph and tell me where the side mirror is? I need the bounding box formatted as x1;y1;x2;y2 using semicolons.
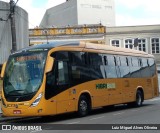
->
45;56;54;73
0;62;7;79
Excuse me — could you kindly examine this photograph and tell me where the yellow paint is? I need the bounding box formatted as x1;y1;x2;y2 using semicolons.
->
1;42;159;117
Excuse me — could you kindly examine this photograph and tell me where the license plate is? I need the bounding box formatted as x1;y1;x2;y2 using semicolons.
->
13;110;21;114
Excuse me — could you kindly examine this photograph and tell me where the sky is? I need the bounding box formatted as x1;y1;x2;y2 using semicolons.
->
1;0;160;28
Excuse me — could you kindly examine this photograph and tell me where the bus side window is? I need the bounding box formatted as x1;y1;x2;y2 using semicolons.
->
105;54;117;78
130;57;141;78
89;53;105;79
69;52;90;85
141;58;150;77
119;56;130;78
149;58;156;76
57;61;69;85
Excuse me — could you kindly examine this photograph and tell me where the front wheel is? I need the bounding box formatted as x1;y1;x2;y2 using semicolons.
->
78;95;90;117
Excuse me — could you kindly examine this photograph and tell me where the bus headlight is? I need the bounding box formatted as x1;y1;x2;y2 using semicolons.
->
31;93;43;107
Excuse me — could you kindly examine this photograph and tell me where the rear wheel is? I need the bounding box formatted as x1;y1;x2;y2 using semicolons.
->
128;90;143;107
135;90;143;107
78;95;90;117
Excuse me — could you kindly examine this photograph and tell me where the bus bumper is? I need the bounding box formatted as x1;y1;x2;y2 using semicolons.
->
1;106;54;117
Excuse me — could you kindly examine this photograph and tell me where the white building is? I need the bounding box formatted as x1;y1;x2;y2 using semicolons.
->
105;24;160;90
105;25;160;64
0;1;29;66
40;0;115;28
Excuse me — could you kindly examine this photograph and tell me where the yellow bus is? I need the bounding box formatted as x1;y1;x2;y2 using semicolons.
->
0;41;159;117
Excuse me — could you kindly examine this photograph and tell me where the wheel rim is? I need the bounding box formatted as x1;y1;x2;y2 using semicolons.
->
80;100;88;112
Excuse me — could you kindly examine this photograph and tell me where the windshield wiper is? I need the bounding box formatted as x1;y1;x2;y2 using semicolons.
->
6;90;36;97
7;90;25;96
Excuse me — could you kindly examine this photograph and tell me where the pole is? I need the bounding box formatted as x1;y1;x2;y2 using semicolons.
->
45;30;49;44
10;0;17;53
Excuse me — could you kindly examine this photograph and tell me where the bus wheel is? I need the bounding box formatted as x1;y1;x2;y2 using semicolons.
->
78;95;90;117
135;90;143;107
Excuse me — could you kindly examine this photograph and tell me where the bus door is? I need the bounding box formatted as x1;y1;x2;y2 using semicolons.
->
55;52;76;114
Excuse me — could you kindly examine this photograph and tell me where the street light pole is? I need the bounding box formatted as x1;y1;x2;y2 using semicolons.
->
44;30;49;44
10;0;17;53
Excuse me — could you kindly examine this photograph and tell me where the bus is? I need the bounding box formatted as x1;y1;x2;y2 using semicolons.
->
0;41;159;117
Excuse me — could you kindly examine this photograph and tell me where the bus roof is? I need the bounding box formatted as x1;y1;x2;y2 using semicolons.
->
14;41;80;53
14;41;153;58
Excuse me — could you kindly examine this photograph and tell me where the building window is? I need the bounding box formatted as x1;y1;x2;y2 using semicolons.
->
125;39;133;49
138;39;146;52
151;38;160;54
111;40;120;47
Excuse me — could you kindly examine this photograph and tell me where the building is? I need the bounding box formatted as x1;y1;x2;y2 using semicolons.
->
29;24;160;90
105;24;160;90
40;0;115;28
0;1;29;66
105;25;160;64
29;24;106;45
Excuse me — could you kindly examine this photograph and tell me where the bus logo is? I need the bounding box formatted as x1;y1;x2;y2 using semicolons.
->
96;83;116;89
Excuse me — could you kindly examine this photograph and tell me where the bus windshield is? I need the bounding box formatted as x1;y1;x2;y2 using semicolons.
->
4;52;47;96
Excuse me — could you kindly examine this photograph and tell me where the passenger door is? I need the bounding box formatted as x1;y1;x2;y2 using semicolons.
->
55;52;76;114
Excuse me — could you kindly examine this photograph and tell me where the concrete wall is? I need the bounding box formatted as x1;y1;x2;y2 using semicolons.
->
40;0;78;27
77;0;115;26
40;0;115;27
0;1;29;64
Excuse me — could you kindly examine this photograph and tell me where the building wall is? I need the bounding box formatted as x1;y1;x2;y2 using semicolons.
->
105;25;160;91
105;25;160;64
0;1;29;64
40;0;115;27
77;0;115;26
40;0;78;27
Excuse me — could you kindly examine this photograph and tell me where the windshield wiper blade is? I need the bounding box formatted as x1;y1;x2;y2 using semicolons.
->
6;90;36;97
7;90;25;96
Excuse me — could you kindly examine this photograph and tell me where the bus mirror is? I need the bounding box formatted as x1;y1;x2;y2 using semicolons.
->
46;56;54;73
0;62;7;79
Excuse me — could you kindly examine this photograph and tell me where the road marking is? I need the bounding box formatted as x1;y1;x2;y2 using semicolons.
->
89;116;105;120
67;121;80;124
113;112;124;116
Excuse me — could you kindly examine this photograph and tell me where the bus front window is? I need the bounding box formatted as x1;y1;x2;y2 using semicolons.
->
4;52;47;97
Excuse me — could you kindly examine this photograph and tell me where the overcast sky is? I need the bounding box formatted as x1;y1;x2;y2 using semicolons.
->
1;0;160;28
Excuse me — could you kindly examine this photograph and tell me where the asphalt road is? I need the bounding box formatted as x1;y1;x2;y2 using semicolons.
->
1;97;160;133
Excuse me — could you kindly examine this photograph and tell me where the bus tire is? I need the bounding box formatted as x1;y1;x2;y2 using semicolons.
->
78;95;90;117
134;90;143;107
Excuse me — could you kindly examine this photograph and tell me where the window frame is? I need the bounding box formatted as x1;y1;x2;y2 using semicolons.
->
110;39;120;47
150;37;160;54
